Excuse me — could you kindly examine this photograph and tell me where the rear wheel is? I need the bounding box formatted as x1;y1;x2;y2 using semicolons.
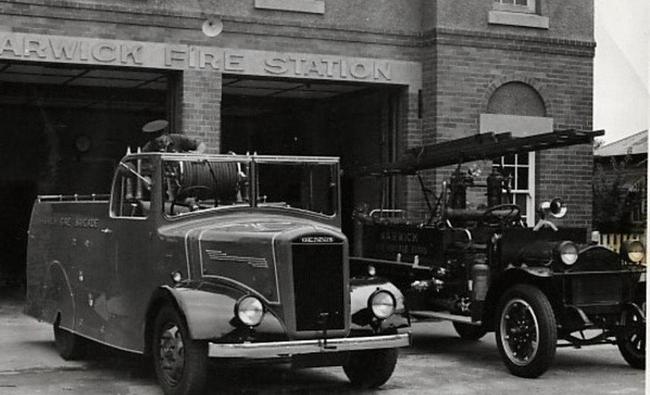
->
453;322;487;341
495;284;557;378
616;306;645;369
152;305;208;395
343;348;398;388
53;321;86;360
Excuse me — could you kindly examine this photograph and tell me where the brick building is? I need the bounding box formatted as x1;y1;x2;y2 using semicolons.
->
0;0;596;279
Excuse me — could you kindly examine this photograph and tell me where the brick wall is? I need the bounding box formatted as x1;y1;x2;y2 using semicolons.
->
178;70;222;154
410;29;595;228
0;0;596;228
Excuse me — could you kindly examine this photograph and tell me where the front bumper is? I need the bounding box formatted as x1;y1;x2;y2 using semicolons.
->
208;333;410;358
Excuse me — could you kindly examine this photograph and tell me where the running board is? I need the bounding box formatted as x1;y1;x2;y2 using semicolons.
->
410;310;481;325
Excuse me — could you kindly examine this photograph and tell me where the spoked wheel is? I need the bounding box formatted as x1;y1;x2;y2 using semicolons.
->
343;348;399;389
496;284;557;378
453;322;487;341
616;306;645;369
153;306;208;395
53;321;86;360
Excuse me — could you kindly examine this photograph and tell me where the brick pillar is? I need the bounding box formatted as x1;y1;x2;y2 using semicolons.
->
176;69;222;153
400;89;429;220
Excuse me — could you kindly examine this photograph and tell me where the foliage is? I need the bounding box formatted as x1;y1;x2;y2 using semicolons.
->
593;155;645;232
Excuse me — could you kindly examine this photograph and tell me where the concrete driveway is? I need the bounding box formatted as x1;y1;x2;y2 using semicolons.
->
0;288;644;394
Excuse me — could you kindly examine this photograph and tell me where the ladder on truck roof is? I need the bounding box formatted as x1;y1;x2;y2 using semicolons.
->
353;129;604;177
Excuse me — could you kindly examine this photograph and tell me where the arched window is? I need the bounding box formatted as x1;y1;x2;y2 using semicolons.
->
481;82;551;225
486;82;546;116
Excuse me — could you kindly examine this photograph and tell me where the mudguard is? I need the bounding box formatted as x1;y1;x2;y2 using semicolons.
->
30;261;76;328
507;265;553;278
158;285;285;340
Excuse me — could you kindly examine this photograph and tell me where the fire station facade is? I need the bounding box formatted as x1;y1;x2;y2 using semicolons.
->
0;0;595;278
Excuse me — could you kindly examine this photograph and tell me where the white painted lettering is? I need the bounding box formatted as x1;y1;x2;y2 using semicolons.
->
165;46;187;67
92;43;117;62
0;36;20;56
79;41;89;61
224;52;244;72
321;58;337;77
120;43;143;65
199;49;220;69
374;62;391;81
288;56;305;75
189;46;198;68
305;59;322;76
264;57;287;74
350;62;370;79
23;37;47;58
50;39;78;60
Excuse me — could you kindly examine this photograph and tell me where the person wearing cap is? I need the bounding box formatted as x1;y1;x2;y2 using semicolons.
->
141;120;206;153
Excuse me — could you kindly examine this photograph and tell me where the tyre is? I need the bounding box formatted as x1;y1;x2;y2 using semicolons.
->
343;348;398;388
53;322;86;360
453;322;487;341
152;305;208;395
495;284;557;378
616;307;645;369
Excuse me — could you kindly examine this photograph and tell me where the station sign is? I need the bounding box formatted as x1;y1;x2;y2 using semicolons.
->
0;32;421;89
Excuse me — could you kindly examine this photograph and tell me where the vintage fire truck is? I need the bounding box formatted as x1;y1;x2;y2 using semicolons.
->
25;153;410;395
350;129;646;378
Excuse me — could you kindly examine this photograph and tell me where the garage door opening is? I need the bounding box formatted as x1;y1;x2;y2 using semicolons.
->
0;61;171;286
221;76;404;236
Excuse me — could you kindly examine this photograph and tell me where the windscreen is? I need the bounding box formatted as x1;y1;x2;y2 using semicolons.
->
256;162;337;216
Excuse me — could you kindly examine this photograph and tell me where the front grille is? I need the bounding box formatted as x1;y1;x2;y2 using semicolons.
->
292;241;345;331
571;275;623;305
570;246;620;272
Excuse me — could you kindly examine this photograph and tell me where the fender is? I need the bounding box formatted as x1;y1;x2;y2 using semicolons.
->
42;261;76;329
510;265;553;278
152;285;284;340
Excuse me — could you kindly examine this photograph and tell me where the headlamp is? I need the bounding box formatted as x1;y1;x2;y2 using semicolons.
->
558;241;579;266
621;240;645;264
170;271;183;283
235;295;264;327
368;290;396;320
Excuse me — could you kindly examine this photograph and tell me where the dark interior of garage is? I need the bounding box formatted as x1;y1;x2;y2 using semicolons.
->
0;69;404;287
0;61;169;286
221;76;403;237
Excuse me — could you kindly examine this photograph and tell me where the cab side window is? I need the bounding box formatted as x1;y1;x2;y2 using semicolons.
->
111;158;153;218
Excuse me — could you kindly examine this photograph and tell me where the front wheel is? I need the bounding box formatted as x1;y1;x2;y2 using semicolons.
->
152;305;208;395
343;348;398;388
453;322;487;341
616;306;645;369
495;284;557;378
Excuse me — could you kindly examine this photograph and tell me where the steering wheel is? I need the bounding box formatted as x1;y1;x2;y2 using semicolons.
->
480;204;521;227
169;185;213;214
176;185;212;200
